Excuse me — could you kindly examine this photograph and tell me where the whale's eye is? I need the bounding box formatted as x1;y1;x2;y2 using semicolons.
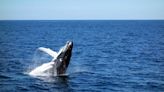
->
59;58;62;62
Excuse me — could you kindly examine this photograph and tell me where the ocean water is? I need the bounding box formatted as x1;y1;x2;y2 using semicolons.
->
0;20;164;92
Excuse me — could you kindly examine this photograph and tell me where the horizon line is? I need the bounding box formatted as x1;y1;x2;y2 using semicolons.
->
0;19;164;21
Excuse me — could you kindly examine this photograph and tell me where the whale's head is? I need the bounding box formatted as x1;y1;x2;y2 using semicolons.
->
56;41;73;75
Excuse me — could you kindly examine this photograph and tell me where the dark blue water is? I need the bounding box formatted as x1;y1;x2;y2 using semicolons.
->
0;20;164;92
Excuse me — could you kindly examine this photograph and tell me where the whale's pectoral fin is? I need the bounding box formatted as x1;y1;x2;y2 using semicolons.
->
38;47;58;58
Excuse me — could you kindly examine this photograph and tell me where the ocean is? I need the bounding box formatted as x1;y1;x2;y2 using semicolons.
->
0;20;164;92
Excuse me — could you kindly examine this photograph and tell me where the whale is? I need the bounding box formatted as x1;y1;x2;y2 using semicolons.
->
29;41;73;76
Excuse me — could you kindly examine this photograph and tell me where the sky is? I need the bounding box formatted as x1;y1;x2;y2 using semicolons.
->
0;0;164;20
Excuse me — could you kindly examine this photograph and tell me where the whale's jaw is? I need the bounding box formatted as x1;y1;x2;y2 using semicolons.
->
55;41;73;75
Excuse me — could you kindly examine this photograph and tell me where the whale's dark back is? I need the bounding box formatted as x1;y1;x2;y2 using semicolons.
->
56;42;73;75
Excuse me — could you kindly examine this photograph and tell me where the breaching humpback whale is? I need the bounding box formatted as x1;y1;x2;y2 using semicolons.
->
29;41;73;76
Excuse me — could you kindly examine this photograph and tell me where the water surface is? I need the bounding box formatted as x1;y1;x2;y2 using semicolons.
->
0;20;164;92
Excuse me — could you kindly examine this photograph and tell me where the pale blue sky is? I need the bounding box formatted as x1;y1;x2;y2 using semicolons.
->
0;0;164;20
